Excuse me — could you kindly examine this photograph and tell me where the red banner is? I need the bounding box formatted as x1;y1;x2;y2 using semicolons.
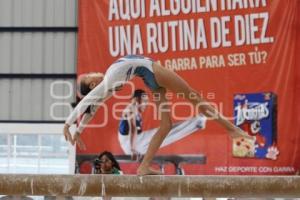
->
77;0;300;175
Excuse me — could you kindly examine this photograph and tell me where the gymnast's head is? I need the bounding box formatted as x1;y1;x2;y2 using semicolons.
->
78;72;104;96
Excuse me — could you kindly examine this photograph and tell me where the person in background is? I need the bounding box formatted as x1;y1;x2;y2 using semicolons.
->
118;89;206;157
93;151;122;175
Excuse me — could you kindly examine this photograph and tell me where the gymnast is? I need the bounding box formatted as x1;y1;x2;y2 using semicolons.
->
63;55;251;175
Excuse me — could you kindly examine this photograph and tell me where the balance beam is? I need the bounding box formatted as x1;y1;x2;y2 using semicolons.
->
0;174;300;198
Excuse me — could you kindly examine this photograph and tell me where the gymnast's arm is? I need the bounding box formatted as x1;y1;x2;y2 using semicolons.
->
63;81;112;142
75;94;112;134
69;95;112;149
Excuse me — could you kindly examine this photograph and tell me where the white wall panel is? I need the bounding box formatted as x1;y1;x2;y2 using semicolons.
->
0;0;13;26
0;79;11;119
0;0;78;121
10;79;22;120
0;33;11;73
31;33;44;73
0;32;77;74
31;79;43;120
0;79;76;121
0;0;77;26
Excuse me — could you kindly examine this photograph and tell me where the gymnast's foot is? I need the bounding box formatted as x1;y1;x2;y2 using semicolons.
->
137;166;163;176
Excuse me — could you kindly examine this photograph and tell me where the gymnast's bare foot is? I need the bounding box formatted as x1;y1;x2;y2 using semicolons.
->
137;166;163;176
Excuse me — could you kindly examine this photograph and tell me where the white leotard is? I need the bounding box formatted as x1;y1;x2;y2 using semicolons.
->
65;55;154;126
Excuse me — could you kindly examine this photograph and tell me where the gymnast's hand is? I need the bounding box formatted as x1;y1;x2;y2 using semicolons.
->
63;124;73;143
72;132;87;150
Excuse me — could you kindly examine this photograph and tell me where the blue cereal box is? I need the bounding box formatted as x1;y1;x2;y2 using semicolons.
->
233;92;279;159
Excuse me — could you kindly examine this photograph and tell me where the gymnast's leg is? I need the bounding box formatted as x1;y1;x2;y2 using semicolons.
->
152;62;250;139
137;88;172;175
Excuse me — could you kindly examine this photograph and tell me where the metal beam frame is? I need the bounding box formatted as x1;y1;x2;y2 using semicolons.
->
0;120;65;124
0;174;299;198
0;73;76;79
0;27;78;32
